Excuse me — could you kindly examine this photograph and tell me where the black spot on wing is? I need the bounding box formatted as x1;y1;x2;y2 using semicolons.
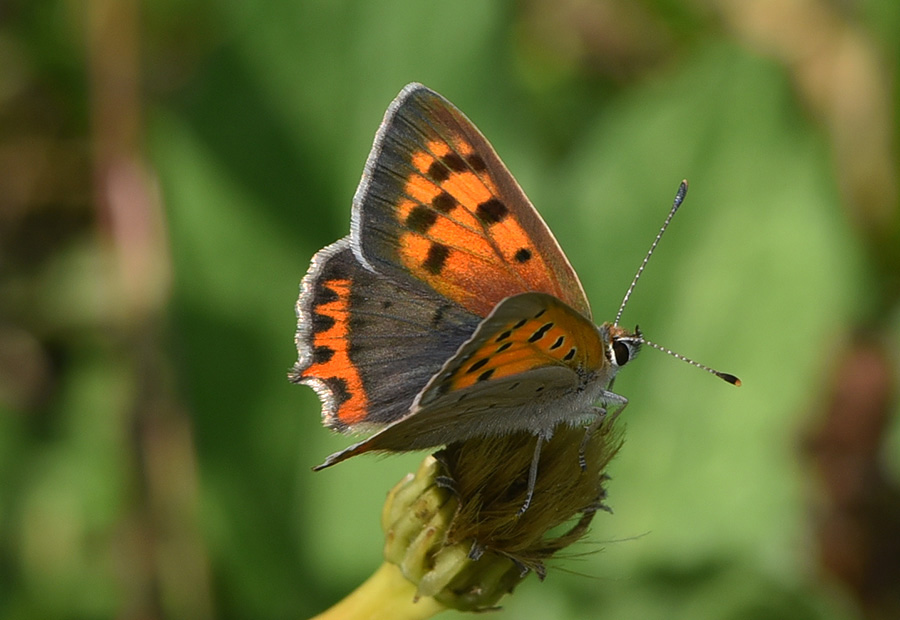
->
317;284;339;304
323;377;351;407
432;191;457;213
467;358;490;373
467;154;486;171
312;312;335;333
423;243;450;274
427;160;450;182
528;322;555;343
405;205;438;233
312;346;334;364
442;152;467;172
475;199;508;224
477;369;495;382
514;248;532;263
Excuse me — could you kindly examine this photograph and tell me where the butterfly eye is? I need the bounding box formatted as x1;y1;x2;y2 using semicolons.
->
611;338;640;367
612;341;631;366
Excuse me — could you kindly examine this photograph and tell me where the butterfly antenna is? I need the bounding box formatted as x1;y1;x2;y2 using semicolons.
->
615;180;688;326
616;180;741;387
639;335;741;386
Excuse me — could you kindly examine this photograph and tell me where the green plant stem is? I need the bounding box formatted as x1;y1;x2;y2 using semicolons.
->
311;562;447;620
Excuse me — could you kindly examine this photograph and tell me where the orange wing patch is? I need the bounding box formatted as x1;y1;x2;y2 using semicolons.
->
395;136;556;317
354;85;592;320
423;294;605;400
299;277;369;426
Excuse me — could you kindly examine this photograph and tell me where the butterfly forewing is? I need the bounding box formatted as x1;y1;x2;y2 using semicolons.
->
354;84;591;319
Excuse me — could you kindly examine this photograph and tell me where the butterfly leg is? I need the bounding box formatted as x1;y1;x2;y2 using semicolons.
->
518;430;550;516
433;451;460;496
578;406;607;472
578;393;629;471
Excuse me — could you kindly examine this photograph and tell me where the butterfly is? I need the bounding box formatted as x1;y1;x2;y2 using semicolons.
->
291;83;738;511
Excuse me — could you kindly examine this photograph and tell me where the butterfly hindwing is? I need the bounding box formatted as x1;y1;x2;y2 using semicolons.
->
352;83;592;319
314;293;613;469
292;239;479;430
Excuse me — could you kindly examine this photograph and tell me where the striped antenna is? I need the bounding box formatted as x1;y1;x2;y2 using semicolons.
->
617;180;741;387
640;336;741;386
615;180;687;326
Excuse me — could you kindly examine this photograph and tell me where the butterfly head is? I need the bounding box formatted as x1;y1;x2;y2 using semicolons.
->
601;323;642;371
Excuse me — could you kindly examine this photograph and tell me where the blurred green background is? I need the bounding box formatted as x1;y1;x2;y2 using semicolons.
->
2;1;899;618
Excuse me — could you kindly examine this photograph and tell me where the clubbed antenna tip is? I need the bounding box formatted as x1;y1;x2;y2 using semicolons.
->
716;372;741;386
640;337;741;387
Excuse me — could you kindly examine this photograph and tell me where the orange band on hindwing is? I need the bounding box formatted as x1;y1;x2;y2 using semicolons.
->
300;277;369;425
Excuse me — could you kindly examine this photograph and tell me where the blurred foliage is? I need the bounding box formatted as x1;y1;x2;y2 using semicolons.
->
1;0;899;619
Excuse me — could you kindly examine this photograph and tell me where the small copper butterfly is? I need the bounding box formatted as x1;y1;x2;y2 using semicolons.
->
291;83;738;509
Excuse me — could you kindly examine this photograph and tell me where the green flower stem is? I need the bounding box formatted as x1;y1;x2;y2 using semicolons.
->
310;562;447;620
